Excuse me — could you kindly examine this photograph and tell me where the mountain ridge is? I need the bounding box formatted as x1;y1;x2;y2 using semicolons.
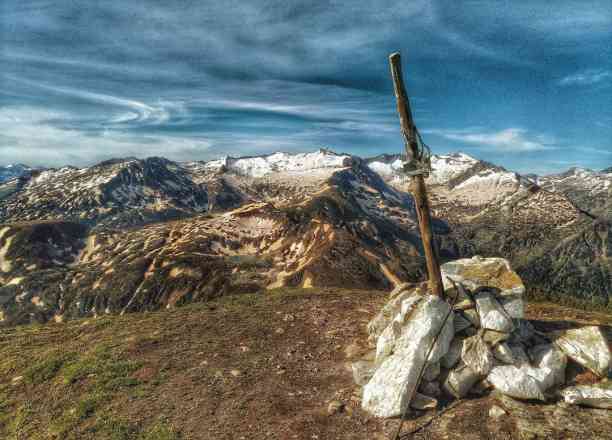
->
0;149;609;325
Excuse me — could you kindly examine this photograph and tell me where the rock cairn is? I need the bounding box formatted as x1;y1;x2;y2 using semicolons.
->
353;256;612;418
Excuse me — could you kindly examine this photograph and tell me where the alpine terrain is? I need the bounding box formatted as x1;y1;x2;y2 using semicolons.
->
0;150;609;326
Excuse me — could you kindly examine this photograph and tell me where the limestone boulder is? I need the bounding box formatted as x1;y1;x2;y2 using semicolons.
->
366;287;421;344
561;382;612;409
374;294;422;363
362;295;453;417
441;256;525;318
461;334;495;376
474;291;514;333
554;326;611;377
443;363;480;398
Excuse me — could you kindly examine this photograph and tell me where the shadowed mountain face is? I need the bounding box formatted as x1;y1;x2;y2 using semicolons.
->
0;150;609;325
0;164;36;183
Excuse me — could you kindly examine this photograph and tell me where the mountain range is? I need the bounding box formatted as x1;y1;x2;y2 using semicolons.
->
0;150;610;325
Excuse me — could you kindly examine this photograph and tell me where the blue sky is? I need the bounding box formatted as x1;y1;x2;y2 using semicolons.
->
1;0;611;174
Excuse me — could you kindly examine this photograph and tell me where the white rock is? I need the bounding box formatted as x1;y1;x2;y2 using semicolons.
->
461;334;495;376
389;282;414;299
487;365;545;401
499;294;524;319
375;322;397;363
441;256;524;297
453;311;473;333
529;343;567;387
362;295;453;418
482;329;511;346
443;363;480;398
492;343;516;365
561;382;612;409
523;365;557;394
475;291;514;333
367;288;420;343
463;309;480;327
375;295;422;363
489;405;507;418
351;360;376;386
441;337;465;369
508;344;530;367
410;393;438;410
554;326;611;377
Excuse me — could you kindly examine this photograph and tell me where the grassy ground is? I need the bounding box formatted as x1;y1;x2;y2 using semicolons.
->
1;288;611;440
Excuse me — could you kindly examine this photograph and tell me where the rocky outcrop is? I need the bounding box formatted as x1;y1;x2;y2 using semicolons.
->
355;257;612;417
362;294;454;417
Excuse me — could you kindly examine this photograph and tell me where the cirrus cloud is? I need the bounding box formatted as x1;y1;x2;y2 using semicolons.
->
423;128;556;152
557;69;612;87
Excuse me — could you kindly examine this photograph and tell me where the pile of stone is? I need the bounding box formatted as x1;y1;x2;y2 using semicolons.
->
353;256;612;418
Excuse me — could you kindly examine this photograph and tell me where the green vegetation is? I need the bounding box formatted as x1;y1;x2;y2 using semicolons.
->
1;336;144;439
528;288;612;313
138;421;181;440
61;344;141;389
24;351;76;384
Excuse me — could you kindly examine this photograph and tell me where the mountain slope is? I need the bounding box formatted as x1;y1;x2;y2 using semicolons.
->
0;157;209;230
1;289;610;440
537;167;612;219
0;151;453;325
0;150;609;325
368;152;608;306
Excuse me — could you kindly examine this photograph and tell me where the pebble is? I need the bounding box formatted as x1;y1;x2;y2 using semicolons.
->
489;405;507;418
327;400;345;415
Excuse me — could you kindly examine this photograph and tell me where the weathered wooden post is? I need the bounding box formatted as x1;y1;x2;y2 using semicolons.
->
389;52;444;297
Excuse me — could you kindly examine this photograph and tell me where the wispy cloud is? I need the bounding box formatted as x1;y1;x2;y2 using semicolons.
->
6;76;174;126
1;1;610;173
424;128;556;152
557;69;611;87
0;107;212;167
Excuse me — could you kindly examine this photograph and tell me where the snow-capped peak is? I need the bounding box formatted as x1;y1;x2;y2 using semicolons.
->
428;152;479;185
366;151;481;186
200;149;351;178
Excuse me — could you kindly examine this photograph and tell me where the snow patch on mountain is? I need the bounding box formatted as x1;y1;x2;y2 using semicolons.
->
366;152;481;186
453;169;518;191
199;150;351;178
367;158;404;178
538;167;612;195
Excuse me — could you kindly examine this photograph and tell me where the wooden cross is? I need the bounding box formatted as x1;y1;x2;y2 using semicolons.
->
389;52;444;297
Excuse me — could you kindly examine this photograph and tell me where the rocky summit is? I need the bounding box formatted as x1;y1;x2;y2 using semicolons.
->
357;257;611;419
0;150;610;326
